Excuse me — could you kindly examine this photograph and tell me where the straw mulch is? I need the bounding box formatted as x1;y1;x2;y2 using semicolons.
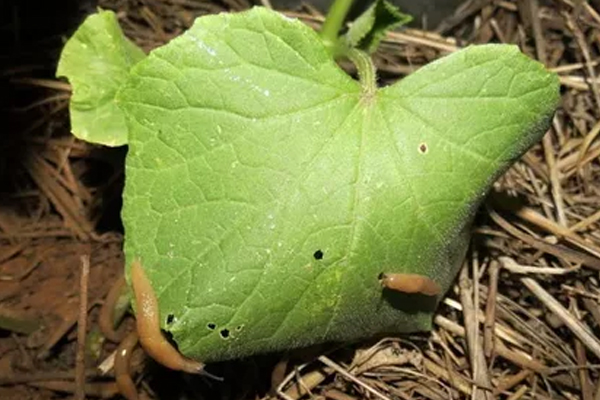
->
1;0;600;399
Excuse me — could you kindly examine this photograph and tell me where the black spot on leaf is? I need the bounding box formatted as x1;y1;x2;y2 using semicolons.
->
313;250;323;260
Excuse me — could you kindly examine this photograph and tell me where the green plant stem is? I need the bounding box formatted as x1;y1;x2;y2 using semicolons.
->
320;0;355;49
346;48;376;96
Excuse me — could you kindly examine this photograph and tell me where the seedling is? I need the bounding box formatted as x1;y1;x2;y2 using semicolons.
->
57;1;559;364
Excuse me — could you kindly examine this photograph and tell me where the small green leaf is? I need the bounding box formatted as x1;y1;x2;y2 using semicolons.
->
57;10;145;147
345;0;412;53
117;7;558;363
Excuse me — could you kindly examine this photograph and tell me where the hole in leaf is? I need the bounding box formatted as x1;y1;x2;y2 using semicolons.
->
418;143;428;154
207;323;216;330
166;314;175;324
377;272;385;280
236;325;244;331
220;329;230;339
313;250;324;260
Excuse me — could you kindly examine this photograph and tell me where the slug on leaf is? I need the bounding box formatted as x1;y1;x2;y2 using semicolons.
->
379;273;441;296
130;259;207;374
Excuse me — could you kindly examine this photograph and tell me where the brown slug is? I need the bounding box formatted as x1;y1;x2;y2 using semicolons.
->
380;272;441;296
130;259;206;374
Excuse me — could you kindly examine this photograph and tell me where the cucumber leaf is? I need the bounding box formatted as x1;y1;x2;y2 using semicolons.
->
115;7;559;363
345;0;412;53
57;10;145;147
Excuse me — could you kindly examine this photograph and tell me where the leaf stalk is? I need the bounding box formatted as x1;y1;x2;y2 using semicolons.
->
320;0;355;49
346;48;377;96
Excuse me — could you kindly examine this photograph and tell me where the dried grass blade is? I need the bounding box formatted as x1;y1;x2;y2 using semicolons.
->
521;278;600;359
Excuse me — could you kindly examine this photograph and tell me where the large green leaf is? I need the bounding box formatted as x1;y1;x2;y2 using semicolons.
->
57;10;145;147
118;7;559;362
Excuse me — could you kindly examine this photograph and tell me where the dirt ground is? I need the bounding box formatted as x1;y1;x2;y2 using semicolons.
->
2;0;600;399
